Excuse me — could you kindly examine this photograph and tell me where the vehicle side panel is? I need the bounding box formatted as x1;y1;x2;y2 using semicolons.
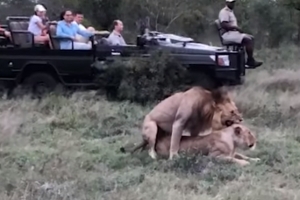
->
0;49;94;78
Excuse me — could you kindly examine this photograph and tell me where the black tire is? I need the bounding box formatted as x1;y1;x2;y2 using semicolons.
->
23;72;58;96
0;81;12;99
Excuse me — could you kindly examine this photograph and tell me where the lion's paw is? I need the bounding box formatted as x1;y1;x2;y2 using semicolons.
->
238;159;250;166
149;149;157;160
169;152;180;160
250;157;261;162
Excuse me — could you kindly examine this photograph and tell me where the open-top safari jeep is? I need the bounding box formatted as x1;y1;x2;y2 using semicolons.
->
0;16;251;95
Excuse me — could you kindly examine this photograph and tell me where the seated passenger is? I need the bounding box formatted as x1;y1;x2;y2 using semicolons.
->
40;4;49;25
56;10;94;50
107;20;126;46
72;10;96;43
218;0;262;67
0;27;11;40
28;4;51;45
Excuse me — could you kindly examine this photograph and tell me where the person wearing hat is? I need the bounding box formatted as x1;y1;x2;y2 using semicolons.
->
28;4;51;46
218;0;262;68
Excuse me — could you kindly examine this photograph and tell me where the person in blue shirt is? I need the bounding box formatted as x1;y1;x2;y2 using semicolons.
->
56;10;94;50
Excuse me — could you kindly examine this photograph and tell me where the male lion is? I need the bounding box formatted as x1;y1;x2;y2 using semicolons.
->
122;124;259;166
141;86;242;160
182;99;242;137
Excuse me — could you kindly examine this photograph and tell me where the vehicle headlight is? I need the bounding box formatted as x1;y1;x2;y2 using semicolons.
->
209;55;230;66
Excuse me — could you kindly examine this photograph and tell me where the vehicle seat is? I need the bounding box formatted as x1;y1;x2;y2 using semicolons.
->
48;22;60;49
7;19;33;48
214;19;243;51
98;37;110;46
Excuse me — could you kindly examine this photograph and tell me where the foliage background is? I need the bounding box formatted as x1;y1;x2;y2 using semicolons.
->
1;0;300;47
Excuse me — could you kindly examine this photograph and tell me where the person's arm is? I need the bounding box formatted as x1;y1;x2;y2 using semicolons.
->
56;23;73;38
76;25;94;38
32;16;47;31
221;21;242;32
219;11;242;32
0;27;6;36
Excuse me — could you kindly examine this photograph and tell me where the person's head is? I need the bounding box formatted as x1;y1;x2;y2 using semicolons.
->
112;20;124;33
225;0;235;10
73;11;84;24
34;4;46;17
60;10;73;22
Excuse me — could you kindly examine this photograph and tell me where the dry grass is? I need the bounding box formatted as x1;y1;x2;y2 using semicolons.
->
0;45;300;200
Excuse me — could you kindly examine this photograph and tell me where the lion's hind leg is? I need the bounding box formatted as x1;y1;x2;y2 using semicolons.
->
142;118;158;159
210;151;250;166
217;155;250;166
234;153;260;162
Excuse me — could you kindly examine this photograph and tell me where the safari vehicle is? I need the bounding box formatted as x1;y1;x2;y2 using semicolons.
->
0;16;249;95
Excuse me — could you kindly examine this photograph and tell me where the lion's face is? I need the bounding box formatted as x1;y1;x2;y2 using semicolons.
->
216;95;243;127
232;124;256;150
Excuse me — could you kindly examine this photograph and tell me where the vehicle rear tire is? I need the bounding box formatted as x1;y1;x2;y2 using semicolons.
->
0;81;13;99
23;72;58;96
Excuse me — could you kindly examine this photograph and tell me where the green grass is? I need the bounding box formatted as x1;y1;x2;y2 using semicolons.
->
1;46;300;199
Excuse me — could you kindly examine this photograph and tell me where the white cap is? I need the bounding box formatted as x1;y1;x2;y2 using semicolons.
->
226;0;235;2
34;4;46;12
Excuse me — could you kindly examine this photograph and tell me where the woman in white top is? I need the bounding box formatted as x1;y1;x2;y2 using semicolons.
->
28;4;51;45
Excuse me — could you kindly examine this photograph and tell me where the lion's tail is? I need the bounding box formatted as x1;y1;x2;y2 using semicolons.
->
120;140;148;154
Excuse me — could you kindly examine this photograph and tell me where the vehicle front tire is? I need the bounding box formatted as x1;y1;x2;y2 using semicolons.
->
23;72;58;96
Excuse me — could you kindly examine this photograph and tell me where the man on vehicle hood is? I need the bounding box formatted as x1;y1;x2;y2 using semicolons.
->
218;0;262;68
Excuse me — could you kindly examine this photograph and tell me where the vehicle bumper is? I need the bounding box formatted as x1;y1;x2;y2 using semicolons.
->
215;68;245;85
214;49;245;85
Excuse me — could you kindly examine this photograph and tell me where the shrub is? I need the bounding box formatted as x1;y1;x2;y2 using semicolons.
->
95;50;190;103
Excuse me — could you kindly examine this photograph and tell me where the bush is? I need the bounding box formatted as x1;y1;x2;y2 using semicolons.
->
95;50;190;103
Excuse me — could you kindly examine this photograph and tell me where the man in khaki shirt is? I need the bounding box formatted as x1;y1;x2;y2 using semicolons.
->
219;0;262;68
107;20;127;46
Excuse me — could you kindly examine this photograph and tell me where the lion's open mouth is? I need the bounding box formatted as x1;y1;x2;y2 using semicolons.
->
225;120;234;126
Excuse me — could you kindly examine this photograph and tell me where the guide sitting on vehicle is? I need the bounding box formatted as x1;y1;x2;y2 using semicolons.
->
28;4;51;47
218;0;262;68
56;10;94;50
107;20;127;46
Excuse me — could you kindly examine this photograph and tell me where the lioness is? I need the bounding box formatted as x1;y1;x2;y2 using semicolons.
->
142;86;242;160
122;124;259;166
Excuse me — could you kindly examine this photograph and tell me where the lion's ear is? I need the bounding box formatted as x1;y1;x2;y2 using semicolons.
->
234;126;242;136
211;86;228;103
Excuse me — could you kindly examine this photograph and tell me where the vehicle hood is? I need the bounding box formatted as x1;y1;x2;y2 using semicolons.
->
148;32;224;52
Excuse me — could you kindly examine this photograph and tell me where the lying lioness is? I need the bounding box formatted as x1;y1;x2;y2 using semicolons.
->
121;124;260;166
